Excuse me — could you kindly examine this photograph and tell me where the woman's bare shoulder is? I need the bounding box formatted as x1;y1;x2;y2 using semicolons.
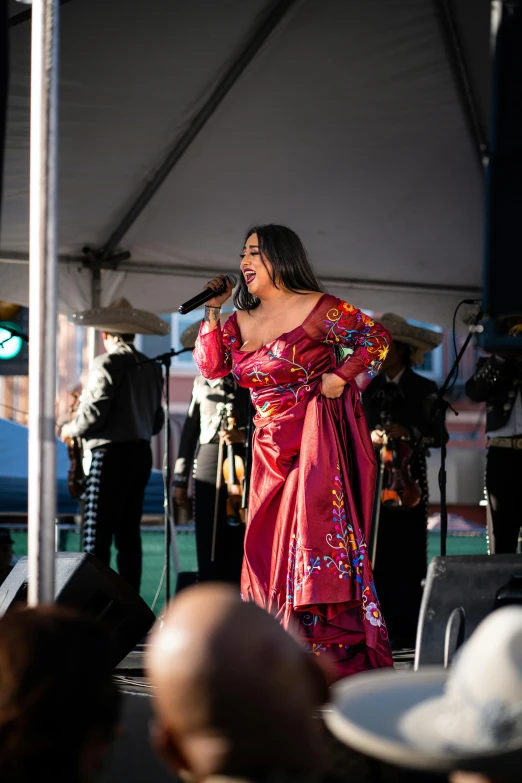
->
235;309;251;328
299;291;325;309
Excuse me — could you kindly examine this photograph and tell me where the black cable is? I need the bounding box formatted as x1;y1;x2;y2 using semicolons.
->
0;402;29;417
447;299;477;393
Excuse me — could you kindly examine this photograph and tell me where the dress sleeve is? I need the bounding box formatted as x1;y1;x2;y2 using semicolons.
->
306;295;391;393
193;315;236;380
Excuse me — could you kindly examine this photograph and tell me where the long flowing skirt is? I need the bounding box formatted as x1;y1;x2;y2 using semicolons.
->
241;386;393;682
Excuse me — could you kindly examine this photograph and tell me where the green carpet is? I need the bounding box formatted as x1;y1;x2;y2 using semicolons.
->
427;530;487;560
9;529;486;615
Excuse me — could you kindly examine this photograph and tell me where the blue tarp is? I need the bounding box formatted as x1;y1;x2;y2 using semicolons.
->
0;418;164;515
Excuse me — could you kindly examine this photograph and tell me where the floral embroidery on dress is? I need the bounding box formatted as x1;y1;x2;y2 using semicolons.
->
362;587;388;640
268;343;315;399
252;343;316;419
324;470;366;584
221;328;234;373
303;640;351;656
286;463;388;644
286;533;321;605
365;601;384;627
323;302;389;379
323;465;388;640
248;365;278;418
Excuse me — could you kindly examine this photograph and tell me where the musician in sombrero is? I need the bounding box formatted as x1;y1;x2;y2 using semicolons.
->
362;313;447;648
465;313;522;554
173;318;251;584
60;298;168;592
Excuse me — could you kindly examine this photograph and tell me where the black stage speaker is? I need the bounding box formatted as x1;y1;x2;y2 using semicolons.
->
415;555;522;669
0;553;156;666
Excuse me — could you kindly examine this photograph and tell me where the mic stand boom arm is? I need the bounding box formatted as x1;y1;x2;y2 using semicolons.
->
409;308;483;557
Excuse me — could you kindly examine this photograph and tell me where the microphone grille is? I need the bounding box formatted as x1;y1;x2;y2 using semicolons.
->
227;273;238;287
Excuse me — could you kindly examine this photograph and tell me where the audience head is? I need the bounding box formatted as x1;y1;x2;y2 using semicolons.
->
146;583;328;783
0;605;120;783
326;606;522;783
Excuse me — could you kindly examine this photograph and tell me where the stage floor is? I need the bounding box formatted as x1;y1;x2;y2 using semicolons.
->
9;528;487;615
114;642;415;689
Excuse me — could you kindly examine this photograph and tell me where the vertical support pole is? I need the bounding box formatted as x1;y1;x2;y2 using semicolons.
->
163;356;172;603
87;267;101;368
27;0;60;605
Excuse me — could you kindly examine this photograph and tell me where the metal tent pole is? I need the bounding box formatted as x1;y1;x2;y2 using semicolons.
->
87;267;101;368
27;0;60;605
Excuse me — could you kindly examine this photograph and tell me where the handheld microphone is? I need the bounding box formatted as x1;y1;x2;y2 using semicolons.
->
178;274;237;315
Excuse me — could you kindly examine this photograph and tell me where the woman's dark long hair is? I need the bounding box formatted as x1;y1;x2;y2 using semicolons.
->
233;224;324;311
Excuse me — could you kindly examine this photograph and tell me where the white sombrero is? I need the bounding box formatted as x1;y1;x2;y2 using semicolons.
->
379;313;443;366
325;606;522;780
68;298;170;336
179;314;230;350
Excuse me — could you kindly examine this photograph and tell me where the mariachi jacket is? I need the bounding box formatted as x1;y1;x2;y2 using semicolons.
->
362;367;445;450
465;354;522;433
68;343;164;450
173;374;251;488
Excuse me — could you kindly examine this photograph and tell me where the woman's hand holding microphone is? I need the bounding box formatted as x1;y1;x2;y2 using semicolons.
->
203;275;234;329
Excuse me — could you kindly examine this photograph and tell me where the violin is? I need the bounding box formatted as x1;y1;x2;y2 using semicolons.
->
379;413;421;508
221;405;246;525
66;392;86;500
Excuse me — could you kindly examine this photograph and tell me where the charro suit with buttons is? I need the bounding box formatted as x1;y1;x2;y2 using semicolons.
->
465;355;522;432
67;342;164;591
465;354;522;553
174;374;251;582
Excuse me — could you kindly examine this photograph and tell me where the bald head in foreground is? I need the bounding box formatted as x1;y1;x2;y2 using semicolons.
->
146;584;328;783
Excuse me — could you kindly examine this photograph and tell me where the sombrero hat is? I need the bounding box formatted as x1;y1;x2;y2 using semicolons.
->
379;313;443;366
179;314;229;350
325;606;522;780
68;298;170;336
497;312;522;336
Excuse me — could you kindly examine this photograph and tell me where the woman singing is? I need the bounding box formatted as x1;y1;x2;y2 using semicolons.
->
194;225;393;680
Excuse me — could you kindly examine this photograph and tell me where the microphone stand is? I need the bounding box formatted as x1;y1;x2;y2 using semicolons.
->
409;308;483;556
141;346;192;608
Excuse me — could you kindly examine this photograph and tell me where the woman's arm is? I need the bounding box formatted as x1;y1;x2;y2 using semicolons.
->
306;296;391;396
193;275;235;380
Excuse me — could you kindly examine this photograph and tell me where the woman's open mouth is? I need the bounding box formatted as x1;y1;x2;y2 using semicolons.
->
243;269;256;286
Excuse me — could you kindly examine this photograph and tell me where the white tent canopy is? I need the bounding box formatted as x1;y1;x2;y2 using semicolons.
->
1;0;489;326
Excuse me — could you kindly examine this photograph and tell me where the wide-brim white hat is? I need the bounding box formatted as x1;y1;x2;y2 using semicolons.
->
179;314;229;350
68;298;170;336
325;606;522;780
379;312;443;366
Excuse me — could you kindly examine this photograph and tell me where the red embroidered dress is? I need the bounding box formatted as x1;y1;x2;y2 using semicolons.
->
194;294;393;679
